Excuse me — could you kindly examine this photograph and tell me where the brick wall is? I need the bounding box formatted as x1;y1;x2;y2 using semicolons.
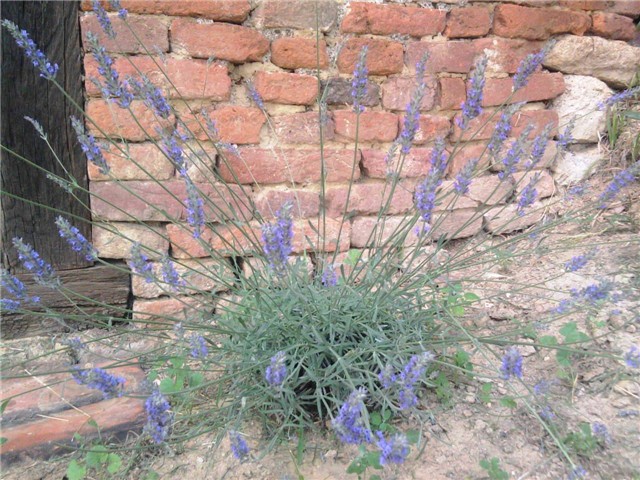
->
79;0;640;309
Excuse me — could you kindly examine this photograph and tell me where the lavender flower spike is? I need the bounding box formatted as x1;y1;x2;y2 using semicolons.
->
398;54;429;154
160;255;184;290
1;20;58;79
0;269;40;313
189;334;208;360
458;56;487;130
56;216;99;261
12;237;59;287
516;172;541;216
414;138;447;230
397;351;434;409
261;203;294;276
351;46;369;113
129;75;172;119
331;387;372;445
453;158;478;195
72;367;125;399
500;347;523;380
488;102;524;159
144;389;173;444
376;432;410;465
86;32;133;108
184;178;205;239
499;124;534;180
513;40;555;91
265;351;287;387
92;0;116;38
71;116;110;175
109;0;128;19
229;431;250;460
624;345;640;368
245;79;264;110
597;161;639;209
598;86;640;110
128;242;154;283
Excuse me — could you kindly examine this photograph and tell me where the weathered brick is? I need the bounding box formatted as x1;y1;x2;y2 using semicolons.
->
337;38;404;76
291;218;350;253
474;38;545;74
445;6;492;38
484;202;545;234
467;174;514;205
439;77;466;110
1;396;145;463
254;71;318;106
430;208;483;239
323;78;380;107
91;181;252;222
171;19;269;63
342;2;446;37
132;295;208;326
482;72;565;106
88;142;174;181
559;1;640;18
81;14;169;53
255;189;320;219
333;111;398;142
168;223;261;258
271;38;329;70
272;111;335;144
324;182;415;217
361;148;433;179
132;258;234;298
259;0;338;31
93;223;168;259
514;170;555;199
436;181;479;210
406;41;477;73
410;115;451;144
178;105;265;144
218;148;361;184
350;216;404;248
86;56;231;100
381;76;438;111
119;0;250;22
446;142;490;177
590;12;637;40
453;109;559;141
86;100;173;141
493;4;591;40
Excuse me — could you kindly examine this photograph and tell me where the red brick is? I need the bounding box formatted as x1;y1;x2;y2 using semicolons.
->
361;148;433;179
82;0;251;22
467;174;514;205
446;142;490;177
337;38;404;76
435;181;479;210
273;111;335;144
218;148;361;185
334;111;398;142
590;12;637;40
474;38;544;74
85;56;231;100
254;71;318;105
171;19;269;63
168;223;261;258
484;202;545;234
445;6;491;38
178;105;265;143
381;76;438;111
493;4;591;40
291;218;350;253
271;38;329;70
81;14;169;53
255;189;320;219
482;72;565;106
559;1;640;18
342;2;446;37
409;115;451;144
259;0;338;31
93;223;168;259
453;109;559;141
406;41;477;74
439;77;466;110
86;100;173;141
1;396;145;463
324;182;415;217
132;295;207;325
88;142;174;181
90;180;252;222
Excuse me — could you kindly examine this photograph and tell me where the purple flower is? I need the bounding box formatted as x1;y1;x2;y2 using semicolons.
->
488;103;523;159
500;347;523;380
539;405;555;421
398;55;429;154
458;56;487;130
71;116;110;175
92;0;116;38
0;269;40;313
571;281;613;305
557;120;575;152
184;178;205;239
453;158;478;195
109;0;128;19
86;33;133;108
598;86;640;110
568;466;587;480
321;264;338;287
265;351;287;387
160;256;184;290
516;172;540;216
229;431;250;460
160;129;187;176
245;79;264;110
414;138;447;230
72;367;125;399
128;242;154;283
379;352;434;410
261;204;293;276
499;125;534;180
351;47;369;113
12;237;58;287
1;20;58;79
144;389;173;444
189;334;208;360
598;162;639;208
564;253;590;272
513;40;555;91
56;216;98;261
129;75;172;119
376;431;410;465
591;422;611;445
378;364;396;389
331;387;372;445
526;123;552;169
624;345;640;368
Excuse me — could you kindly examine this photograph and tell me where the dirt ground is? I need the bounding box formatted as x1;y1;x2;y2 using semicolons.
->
3;179;639;480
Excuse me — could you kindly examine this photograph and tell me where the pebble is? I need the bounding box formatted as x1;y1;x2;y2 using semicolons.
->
462;409;473;417
520;345;537;357
626;325;636;333
465;394;476;404
475;419;487;430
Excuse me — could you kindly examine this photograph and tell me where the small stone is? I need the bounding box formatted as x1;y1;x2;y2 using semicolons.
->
521;345;537;357
475;419;487;430
626;325;637;333
462;409;473;417
609;312;626;328
465;394;476;404
497;387;507;395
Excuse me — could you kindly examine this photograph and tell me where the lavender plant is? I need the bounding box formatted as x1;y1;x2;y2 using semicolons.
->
1;5;639;479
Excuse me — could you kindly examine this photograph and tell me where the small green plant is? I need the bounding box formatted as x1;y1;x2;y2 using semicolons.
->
66;432;123;480
564;422;600;457
480;457;509;480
